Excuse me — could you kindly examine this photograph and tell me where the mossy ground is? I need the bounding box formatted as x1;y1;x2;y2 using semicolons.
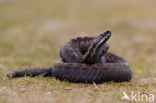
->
0;0;156;103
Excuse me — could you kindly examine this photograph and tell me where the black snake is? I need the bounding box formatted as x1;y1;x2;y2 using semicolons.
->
7;30;132;83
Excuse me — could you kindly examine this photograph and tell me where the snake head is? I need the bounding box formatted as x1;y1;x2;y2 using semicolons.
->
93;30;111;62
92;30;111;48
82;30;111;63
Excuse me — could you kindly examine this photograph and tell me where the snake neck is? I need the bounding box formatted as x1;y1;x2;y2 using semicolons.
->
95;42;109;63
82;41;108;63
82;43;98;63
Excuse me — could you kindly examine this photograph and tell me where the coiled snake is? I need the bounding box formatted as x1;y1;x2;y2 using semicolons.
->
7;30;132;83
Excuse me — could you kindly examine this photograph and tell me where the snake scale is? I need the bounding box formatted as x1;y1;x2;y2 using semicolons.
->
7;30;132;83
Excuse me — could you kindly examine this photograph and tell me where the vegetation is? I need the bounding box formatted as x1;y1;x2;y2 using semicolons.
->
0;0;156;103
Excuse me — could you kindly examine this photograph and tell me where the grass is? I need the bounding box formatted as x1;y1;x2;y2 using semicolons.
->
0;0;156;103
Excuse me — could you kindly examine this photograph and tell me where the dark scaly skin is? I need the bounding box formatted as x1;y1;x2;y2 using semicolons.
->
7;30;132;83
60;30;111;63
52;53;131;83
7;67;52;78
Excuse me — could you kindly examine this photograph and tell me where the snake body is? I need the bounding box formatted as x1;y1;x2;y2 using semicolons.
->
7;30;132;83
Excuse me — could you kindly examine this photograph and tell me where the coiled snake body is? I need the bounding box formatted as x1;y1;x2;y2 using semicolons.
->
7;30;132;83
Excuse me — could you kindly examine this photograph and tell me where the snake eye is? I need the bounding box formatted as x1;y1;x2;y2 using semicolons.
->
105;30;111;35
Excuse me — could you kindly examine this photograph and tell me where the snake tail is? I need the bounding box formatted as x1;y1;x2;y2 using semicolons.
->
7;67;52;78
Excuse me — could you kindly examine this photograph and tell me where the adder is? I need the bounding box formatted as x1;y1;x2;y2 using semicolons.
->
7;30;132;83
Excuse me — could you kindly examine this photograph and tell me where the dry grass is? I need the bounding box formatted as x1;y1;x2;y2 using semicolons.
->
0;0;156;103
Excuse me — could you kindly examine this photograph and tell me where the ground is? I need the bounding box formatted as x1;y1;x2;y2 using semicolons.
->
0;0;156;103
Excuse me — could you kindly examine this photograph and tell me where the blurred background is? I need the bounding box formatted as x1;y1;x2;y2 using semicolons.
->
0;0;156;103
